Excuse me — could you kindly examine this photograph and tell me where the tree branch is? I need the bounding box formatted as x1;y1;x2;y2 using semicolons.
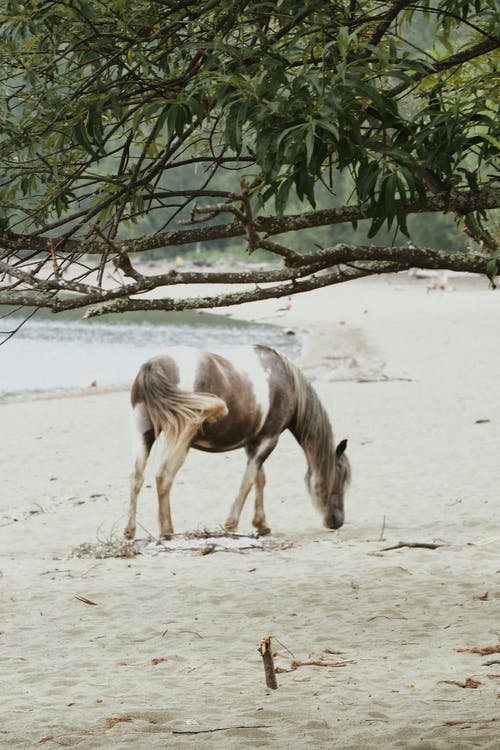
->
80;262;402;318
2;185;498;257
369;0;415;48
388;37;500;98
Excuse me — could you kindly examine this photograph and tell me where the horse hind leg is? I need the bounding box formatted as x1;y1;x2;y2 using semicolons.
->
154;396;227;539
125;405;155;539
252;466;271;536
155;425;198;539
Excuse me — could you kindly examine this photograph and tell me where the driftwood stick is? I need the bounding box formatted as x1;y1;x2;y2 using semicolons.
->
380;541;446;552
259;635;278;690
442;717;498;727
173;724;271;735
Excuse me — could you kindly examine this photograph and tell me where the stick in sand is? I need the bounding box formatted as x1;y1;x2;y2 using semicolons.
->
380;541;446;552
259;635;278;690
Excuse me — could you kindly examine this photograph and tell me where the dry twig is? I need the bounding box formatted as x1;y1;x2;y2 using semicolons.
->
73;594;98;606
443;718;498;727
441;678;482;689
173;724;271;735
276;659;354;673
457;644;500;656
105;716;133;729
467;536;500;546
380;541;447;552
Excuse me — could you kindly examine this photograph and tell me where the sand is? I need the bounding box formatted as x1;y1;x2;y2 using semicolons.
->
1;273;499;749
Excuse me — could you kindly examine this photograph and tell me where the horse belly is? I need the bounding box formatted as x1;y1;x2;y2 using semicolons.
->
191;412;262;452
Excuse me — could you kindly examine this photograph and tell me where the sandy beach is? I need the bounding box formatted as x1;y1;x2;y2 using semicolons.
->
1;273;499;749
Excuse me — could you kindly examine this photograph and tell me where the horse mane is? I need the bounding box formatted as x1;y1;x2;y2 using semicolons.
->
132;357;227;441
280;355;336;508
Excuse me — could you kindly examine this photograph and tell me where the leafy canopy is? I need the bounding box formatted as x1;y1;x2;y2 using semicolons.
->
0;0;499;317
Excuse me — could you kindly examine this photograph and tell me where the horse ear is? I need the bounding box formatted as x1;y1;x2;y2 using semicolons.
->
336;439;348;457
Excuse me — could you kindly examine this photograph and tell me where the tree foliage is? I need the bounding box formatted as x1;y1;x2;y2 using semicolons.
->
0;0;499;319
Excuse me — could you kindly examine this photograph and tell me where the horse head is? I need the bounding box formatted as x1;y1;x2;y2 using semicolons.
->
323;438;351;529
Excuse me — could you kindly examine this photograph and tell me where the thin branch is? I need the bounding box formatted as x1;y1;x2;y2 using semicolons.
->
257;239;303;265
89;224;144;282
369;1;415;48
388;37;500;98
0;307;39;345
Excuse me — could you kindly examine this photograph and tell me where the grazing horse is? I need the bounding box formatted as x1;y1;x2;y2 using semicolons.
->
125;344;350;540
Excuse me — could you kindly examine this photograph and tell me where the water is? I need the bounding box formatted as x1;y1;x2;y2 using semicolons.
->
0;307;301;397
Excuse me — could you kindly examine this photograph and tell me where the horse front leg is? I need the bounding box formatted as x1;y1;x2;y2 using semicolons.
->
225;439;277;533
224;461;258;533
252;467;271;535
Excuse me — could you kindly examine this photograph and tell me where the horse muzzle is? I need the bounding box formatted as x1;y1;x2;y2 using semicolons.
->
324;509;344;530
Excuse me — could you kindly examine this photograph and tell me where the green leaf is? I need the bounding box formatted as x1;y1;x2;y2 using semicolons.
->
275;123;305;152
481;133;500;151
0;211;9;231
398;166;417;201
225;101;247;154
20;176;31;196
485;254;499;289
352;81;396;124
294;167;316;208
275;177;292;216
464;212;482;237
166;104;189;140
367;215;385;239
73;119;94;155
357;161;379;202
305;122;315;167
317;120;339;142
383;174;397;228
87;101;104;148
397;212;410;238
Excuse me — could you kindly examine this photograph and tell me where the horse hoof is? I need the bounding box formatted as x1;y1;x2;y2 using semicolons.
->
124;528;135;540
224;522;237;533
257;526;271;536
160;532;173;541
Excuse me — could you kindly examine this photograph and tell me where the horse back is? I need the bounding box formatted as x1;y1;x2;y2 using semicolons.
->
194;345;295;451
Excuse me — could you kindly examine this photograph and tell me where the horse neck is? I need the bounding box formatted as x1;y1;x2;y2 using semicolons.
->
286;361;336;500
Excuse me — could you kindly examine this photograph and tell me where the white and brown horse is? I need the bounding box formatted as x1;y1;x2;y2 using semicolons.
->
125;344;350;539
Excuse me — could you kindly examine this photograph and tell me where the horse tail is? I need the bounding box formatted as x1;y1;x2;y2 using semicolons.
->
131;357;228;441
